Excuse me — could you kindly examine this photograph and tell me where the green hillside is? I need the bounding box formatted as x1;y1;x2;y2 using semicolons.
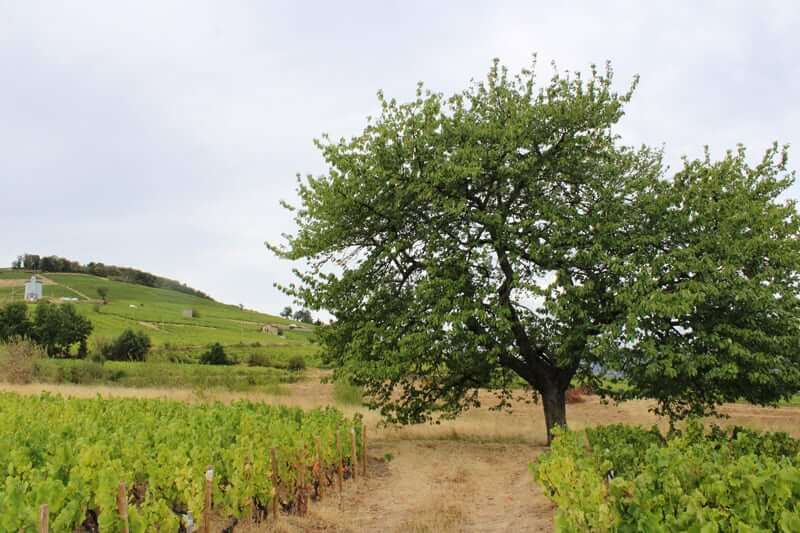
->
0;270;318;365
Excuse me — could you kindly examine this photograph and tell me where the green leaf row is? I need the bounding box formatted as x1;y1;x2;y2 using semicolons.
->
0;393;362;531
532;422;800;532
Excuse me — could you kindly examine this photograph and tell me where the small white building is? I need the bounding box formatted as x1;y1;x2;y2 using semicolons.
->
24;275;43;301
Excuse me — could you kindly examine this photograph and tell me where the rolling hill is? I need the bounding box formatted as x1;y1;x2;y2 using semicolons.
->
0;269;318;364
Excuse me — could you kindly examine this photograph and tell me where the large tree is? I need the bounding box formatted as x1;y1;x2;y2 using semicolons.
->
597;145;800;423
272;59;800;442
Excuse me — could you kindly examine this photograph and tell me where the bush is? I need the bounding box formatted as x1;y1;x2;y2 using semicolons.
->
56;360;107;384
91;337;113;363
0;302;33;341
333;379;363;405
108;329;152;361
246;353;274;367
0;338;44;384
287;355;306;371
199;343;231;365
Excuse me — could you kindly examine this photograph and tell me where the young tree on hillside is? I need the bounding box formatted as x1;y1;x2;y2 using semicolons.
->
32;302;93;357
270;59;800;443
96;287;109;305
280;306;293;319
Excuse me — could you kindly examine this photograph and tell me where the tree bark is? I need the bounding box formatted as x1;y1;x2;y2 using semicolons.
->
541;382;567;446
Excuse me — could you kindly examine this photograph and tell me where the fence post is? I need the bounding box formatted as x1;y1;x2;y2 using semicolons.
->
38;504;48;533
350;427;358;481
270;448;279;522
362;425;367;478
117;482;130;533
298;458;307;516
336;431;343;504
315;436;324;500
202;466;213;533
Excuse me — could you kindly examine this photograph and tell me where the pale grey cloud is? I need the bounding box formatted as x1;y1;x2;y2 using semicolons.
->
1;1;798;314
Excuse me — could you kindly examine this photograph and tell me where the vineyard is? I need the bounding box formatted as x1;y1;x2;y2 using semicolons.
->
532;421;800;532
0;393;364;532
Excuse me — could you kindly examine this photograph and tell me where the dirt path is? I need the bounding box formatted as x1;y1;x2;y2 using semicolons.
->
292;440;553;533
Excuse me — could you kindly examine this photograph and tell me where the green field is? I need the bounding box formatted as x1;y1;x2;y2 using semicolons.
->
0;270;319;366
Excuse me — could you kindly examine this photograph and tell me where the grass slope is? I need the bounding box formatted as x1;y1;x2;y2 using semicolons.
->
0;270;318;365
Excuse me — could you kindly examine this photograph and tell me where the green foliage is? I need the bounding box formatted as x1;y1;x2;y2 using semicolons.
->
272;56;800;438
271;58;657;440
333;379;363;406
96;286;109;304
292;309;313;323
280;306;292;318
199;342;231;365
0;393;363;531
0;302;32;340
532;422;800;531
107;329;151;361
596;145;800;421
31;302;93;357
585;424;664;477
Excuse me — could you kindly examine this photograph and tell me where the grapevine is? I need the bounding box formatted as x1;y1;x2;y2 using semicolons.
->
0;393;363;531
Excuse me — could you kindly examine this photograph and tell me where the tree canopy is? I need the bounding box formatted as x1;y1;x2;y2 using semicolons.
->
271;58;800;442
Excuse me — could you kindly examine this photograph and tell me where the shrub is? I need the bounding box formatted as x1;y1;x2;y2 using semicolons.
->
91;337;113;363
199;343;231;365
0;338;44;384
108;329;152;361
287;355;306;371
246;353;274;368
147;345;193;364
333;379;363;405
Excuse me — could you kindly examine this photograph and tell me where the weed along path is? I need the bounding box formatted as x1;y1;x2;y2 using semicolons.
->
307;440;553;532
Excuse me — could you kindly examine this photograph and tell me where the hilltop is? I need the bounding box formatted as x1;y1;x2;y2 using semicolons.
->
0;269;318;364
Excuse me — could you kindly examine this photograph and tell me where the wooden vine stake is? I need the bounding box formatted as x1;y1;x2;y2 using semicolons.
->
362;425;367;478
315;436;324;500
117;482;130;533
350;427;358;481
335;431;343;505
202;466;213;533
298;458;307;516
270;448;279;522
38;504;48;533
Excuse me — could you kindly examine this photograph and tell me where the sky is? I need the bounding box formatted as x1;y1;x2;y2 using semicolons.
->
1;1;798;316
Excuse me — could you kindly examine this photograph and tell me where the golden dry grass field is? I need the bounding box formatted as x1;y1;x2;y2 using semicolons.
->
2;374;798;532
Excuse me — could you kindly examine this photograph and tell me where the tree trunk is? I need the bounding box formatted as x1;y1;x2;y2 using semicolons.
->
541;382;567;446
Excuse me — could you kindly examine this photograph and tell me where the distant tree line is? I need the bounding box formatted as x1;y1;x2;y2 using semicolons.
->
11;253;213;300
279;306;316;324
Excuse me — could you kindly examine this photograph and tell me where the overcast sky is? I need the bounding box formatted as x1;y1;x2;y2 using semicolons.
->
1;1;798;316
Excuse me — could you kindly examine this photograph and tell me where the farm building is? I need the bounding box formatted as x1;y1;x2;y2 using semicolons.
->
261;324;283;335
24;275;42;301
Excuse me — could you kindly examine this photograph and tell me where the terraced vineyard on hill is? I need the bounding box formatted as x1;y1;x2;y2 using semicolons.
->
0;270;318;366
